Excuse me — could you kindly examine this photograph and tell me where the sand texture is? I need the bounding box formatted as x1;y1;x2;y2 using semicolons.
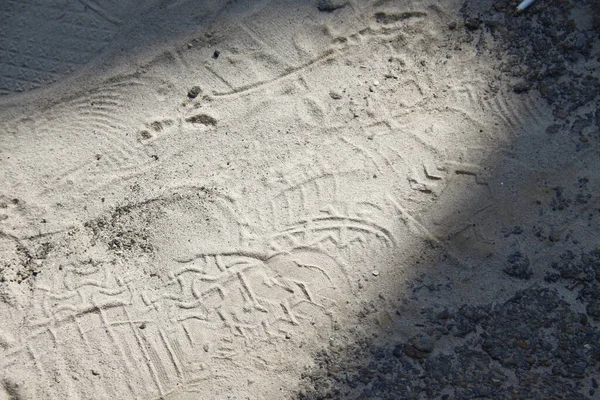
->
1;0;599;399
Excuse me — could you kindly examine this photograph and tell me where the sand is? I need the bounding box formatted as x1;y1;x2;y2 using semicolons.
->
1;0;599;399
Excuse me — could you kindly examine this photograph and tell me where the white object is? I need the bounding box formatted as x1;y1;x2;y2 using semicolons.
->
517;0;535;11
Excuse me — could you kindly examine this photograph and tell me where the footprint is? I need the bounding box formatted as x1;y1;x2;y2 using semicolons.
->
137;118;177;143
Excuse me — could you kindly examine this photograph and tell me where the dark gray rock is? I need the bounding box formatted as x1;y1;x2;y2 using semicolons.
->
187;86;201;99
317;0;348;12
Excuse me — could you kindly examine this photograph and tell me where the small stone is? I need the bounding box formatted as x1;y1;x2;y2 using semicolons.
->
546;124;561;134
187;86;202;99
548;231;561;242
212;50;220;59
436;309;450;320
464;18;480;31
554;110;569;119
403;343;430;359
586;299;600;320
575;32;587;48
503;252;533;279
317;0;348;12
373;80;380;86
372;270;379;276
513;80;531;94
91;370;100;376
392;344;404;358
411;335;434;353
329;90;342;100
447;21;457;30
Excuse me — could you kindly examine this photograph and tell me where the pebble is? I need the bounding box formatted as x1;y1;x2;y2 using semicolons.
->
187;86;201;99
503;251;533;279
513;80;531;93
436;309;450;320
329;90;342;100
575;32;587;48
372;270;379;276
464;18;480;31
402;343;430;359
317;0;348;12
410;335;434;353
554;110;569;119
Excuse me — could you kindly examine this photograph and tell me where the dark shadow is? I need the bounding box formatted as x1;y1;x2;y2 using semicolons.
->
0;0;232;96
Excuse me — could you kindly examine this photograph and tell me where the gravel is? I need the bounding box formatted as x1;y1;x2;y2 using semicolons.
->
296;288;600;399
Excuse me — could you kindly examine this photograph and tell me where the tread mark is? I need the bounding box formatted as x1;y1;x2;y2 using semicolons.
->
96;305;141;397
121;308;165;397
212;49;337;97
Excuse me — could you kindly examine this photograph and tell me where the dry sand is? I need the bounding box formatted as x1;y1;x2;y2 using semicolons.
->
1;0;599;399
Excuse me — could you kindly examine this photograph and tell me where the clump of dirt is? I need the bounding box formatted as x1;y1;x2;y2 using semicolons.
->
546;248;600;321
84;203;155;255
461;0;600;115
0;235;52;283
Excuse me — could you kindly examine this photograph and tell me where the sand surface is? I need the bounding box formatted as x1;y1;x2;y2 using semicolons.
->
1;0;599;399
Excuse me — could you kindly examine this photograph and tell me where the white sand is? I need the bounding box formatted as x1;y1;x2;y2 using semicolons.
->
2;0;591;399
